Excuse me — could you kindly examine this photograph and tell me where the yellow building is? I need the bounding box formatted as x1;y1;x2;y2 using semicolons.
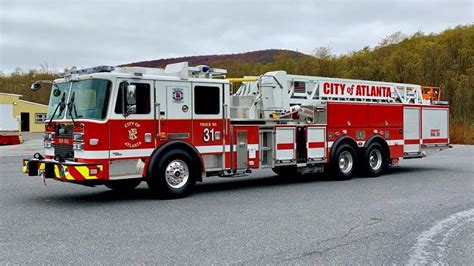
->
0;93;48;133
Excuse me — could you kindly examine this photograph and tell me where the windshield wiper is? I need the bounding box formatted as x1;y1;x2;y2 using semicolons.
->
67;91;78;126
47;92;66;126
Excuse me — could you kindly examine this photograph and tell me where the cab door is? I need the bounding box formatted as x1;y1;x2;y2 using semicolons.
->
192;83;225;171
108;79;155;179
110;79;155;155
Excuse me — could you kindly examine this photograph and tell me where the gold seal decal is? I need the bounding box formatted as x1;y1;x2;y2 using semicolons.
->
128;128;138;140
124;122;142;148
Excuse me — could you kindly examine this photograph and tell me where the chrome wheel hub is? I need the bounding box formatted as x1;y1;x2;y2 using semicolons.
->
165;159;189;189
369;149;382;171
338;151;353;174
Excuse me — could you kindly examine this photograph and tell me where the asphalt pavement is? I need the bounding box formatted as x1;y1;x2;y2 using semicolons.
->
1;141;473;264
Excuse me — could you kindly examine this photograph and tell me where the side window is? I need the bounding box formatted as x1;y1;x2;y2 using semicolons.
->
194;86;220;115
35;113;47;123
115;82;151;114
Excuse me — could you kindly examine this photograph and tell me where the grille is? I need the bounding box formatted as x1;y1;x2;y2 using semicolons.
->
54;143;74;159
54;123;74;159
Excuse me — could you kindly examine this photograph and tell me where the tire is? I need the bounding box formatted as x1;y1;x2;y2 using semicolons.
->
272;166;298;177
105;179;141;192
330;143;357;180
362;142;388;177
147;149;197;198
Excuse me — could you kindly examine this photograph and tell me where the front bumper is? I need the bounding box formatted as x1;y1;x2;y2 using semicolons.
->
22;158;104;184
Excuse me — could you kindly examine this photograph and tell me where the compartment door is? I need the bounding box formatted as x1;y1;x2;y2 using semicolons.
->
403;107;421;153
307;126;326;162
236;130;248;169
422;108;449;145
275;126;296;164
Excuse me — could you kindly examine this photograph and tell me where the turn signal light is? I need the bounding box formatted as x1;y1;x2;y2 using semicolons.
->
159;132;167;140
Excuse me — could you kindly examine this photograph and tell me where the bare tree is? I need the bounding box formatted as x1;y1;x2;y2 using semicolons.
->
378;31;407;47
313;46;333;59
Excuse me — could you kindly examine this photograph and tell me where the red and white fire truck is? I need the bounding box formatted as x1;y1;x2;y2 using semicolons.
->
22;62;450;197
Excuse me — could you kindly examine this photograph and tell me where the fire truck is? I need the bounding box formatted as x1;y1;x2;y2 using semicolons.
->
22;62;450;198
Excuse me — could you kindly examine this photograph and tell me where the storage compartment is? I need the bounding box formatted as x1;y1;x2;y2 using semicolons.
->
421;107;449;144
203;154;223;170
236;131;248;169
275;126;296;164
327;102;368;128
368;104;403;127
259;129;274;168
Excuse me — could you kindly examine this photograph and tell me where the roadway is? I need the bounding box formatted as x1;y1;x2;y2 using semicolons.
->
1;138;473;264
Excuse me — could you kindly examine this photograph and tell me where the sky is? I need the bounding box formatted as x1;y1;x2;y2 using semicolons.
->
0;0;472;73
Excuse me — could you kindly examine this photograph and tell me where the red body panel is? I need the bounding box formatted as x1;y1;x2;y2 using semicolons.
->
327;102;368;128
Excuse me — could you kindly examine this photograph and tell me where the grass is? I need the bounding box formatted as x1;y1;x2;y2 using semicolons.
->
450;122;474;144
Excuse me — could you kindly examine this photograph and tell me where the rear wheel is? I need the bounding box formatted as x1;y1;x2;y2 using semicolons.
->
147;150;197;198
105;179;141;192
362;142;388;177
330;143;357;180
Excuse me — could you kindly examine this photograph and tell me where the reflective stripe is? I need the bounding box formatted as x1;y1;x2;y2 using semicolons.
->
75;166;93;180
387;139;403;145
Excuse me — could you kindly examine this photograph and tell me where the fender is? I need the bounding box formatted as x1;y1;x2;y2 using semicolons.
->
330;136;358;161
145;140;204;181
363;135;387;148
363;135;390;157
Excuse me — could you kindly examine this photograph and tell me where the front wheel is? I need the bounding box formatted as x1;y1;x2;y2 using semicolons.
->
362;142;388;177
147;150;197;198
330;143;357;180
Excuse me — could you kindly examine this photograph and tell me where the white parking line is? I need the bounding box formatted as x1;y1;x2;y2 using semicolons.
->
408;208;474;265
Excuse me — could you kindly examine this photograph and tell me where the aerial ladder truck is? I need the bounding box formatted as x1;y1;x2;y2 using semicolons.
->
22;62;449;197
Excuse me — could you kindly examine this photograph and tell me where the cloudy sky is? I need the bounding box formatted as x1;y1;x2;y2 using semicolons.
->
0;0;472;72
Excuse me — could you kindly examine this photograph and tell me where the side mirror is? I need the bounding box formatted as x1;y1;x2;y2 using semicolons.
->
124;84;137;117
126;85;136;105
31;82;41;91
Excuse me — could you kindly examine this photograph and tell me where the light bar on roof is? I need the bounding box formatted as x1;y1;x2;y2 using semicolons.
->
62;65;115;77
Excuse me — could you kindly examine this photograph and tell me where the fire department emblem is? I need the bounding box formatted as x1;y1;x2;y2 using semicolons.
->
172;88;184;103
128;128;138;140
124;122;142;148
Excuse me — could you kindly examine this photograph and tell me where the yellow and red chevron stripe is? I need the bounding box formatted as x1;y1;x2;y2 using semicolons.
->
22;160;103;182
53;164;103;181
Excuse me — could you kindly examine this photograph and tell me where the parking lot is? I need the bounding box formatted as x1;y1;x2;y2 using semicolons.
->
1;139;473;264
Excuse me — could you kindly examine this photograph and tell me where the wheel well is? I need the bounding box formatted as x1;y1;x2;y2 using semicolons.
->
146;141;203;182
330;136;358;161
364;136;390;158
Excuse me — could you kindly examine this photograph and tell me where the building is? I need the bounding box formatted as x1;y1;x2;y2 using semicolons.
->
0;93;48;133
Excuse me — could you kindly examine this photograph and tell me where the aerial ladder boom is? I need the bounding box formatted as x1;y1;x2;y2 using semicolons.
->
230;71;445;120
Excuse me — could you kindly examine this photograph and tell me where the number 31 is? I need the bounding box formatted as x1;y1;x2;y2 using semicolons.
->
203;128;215;142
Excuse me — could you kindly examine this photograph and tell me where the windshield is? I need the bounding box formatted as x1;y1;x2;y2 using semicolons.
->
46;82;70;120
66;79;112;120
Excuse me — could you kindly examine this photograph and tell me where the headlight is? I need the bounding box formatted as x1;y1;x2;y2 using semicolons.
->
73;133;84;142
43;132;55;140
73;143;84;150
44;141;52;148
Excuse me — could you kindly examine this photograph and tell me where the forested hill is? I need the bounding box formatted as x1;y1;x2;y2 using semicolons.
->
1;25;472;142
124;49;309;68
